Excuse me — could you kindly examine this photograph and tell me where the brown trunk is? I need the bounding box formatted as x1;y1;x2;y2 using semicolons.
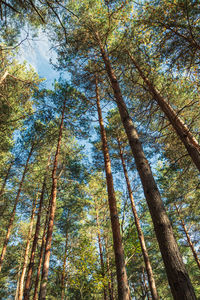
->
105;238;114;300
33;208;49;300
95;76;130;300
0;144;34;272
95;209;107;300
23;155;51;300
61;230;68;300
175;204;200;270
117;138;159;300
128;52;200;172
17;193;38;300
39;99;66;300
96;36;196;300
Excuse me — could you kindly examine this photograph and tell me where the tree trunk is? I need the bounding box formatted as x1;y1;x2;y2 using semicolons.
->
96;36;196;300
105;238;114;300
175;204;200;270
95;76;131;300
61;230;68;300
23;155;51;300
39;99;66;300
117;138;159;300
0;144;34;272
95;209;107;300
128;52;200;172
33;208;49;300
17;193;38;300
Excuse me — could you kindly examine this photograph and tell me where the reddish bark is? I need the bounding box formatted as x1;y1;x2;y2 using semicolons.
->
0;144;34;272
17;194;38;300
96;34;196;300
39;99;66;299
117;138;159;300
128;52;200;172
95;76;131;300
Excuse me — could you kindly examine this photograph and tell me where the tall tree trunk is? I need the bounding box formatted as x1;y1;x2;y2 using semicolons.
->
95;76;131;300
61;230;68;300
23;155;51;300
0;144;34;272
105;238;114;300
96;35;196;300
39;99;66;300
95;209;107;300
128;52;200;172
117;138;159;300
17;193;38;300
33;208;49;300
175;204;200;270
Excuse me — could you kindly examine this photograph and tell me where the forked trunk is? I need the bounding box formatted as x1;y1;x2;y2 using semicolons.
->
97;36;196;300
95;76;131;300
128;52;200;172
17;194;38;300
39;100;66;299
0;144;34;272
117;138;159;300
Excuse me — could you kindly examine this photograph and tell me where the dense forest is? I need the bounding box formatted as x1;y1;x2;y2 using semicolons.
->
0;1;199;299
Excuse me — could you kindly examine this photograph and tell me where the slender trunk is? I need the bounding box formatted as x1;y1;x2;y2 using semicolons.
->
95;76;130;300
175;204;200;270
33;209;49;300
0;144;34;272
17;194;38;300
39;100;66;300
61;230;68;300
0;160;13;198
105;238;114;300
96;36;196;300
95;210;107;300
128;52;200;172
23;156;51;300
117;138;159;300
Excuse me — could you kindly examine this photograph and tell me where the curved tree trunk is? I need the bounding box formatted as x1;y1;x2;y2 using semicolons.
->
128;52;200;172
96;35;196;300
117;138;159;300
0;144;34;272
17;194;38;300
39;99;66;300
95;76;131;300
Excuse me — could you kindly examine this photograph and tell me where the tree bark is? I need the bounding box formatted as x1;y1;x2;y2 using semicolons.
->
105;237;114;300
175;204;200;270
33;208;49;300
61;230;68;300
128;52;200;172
39;99;66;300
23;155;51;300
17;193;38;300
95;208;107;300
0;144;34;272
117;138;159;300
96;35;196;300
95;76;131;300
